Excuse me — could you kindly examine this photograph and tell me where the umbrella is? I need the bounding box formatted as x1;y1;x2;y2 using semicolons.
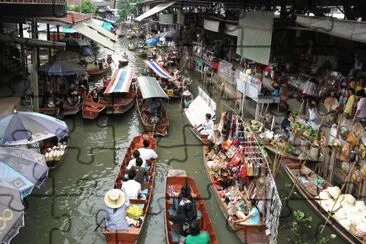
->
46;60;86;76
0;111;68;146
0;147;48;199
145;37;159;46
0;182;25;244
54;50;81;63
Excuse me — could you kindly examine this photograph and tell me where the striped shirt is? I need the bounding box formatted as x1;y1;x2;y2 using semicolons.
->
303;80;316;96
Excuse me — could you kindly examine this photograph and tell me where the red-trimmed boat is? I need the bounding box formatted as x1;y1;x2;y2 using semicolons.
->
165;172;218;244
136;76;169;137
103;134;156;244
82;67;136;119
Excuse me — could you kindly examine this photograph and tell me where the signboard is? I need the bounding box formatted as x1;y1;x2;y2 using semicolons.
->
159;13;174;25
204;19;219;32
198;87;216;113
236;71;262;99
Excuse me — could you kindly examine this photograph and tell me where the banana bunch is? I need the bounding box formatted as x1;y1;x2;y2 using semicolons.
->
250;120;264;133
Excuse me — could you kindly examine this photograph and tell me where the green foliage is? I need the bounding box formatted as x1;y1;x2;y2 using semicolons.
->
67;0;95;14
117;0;143;21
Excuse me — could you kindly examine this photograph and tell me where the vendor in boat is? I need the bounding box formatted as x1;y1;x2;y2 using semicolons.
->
138;139;158;161
104;189;129;231
196;113;214;136
281;111;293;138
208;126;223;150
98;59;103;70
92;89;99;103
106;55;113;65
181;90;192;110
185;220;210;244
216;169;234;191
231;191;260;225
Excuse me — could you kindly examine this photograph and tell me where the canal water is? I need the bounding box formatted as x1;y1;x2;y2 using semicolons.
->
13;38;346;244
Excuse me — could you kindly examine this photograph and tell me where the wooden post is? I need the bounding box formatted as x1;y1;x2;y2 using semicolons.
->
31;19;39;112
47;24;51;61
19;23;26;70
57;25;60;41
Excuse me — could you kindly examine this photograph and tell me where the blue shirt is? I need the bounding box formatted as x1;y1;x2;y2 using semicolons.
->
242;207;260;225
104;206;129;231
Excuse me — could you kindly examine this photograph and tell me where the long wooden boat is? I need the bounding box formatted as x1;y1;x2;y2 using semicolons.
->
136;76;169;137
87;65;111;77
203;146;268;243
279;158;363;244
188;124;209;145
165;173;218;244
40;104;81;119
40;138;68;169
103;134;157;244
82;68;136;119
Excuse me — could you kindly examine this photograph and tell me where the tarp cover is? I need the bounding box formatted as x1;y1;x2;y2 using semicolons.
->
236;11;274;65
135;1;176;22
144;59;173;80
137;76;169;99
185;87;216;127
86;19;117;41
104;67;135;94
73;23;115;51
296;15;366;44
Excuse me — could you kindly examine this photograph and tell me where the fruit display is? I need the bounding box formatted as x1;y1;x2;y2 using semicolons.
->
44;143;67;161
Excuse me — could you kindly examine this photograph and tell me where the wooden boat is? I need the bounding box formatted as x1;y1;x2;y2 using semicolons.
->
165;172;218;244
82;67;136;119
87;65;111;77
39;137;68;169
279;158;363;244
103;134;157;244
136;76;169;137
40;104;81;119
202;147;268;243
118;59;129;68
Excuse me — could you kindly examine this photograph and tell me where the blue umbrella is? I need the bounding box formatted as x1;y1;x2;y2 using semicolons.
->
0;182;25;243
145;37;159;46
0;147;48;199
0;111;68;146
46;60;86;76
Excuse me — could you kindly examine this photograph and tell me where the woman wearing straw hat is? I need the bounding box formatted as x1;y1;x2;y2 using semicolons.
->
104;189;129;231
181;90;192;111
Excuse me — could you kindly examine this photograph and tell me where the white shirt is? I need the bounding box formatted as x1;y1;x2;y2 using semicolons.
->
138;148;158;160
122;180;141;200
203;119;214;130
126;158;147;169
308;108;317;121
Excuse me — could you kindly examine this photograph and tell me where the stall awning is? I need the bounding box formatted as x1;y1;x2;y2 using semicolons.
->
137;76;169;99
296;15;366;44
104;67;135;94
144;60;173;80
236;11;274;65
85;19;117;41
135;1;176;22
73;23;115;51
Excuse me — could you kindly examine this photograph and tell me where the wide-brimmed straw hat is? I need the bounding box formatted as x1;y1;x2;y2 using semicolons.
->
183;90;191;96
104;189;126;209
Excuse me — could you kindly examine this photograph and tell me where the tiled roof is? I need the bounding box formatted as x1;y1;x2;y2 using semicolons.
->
40;11;92;25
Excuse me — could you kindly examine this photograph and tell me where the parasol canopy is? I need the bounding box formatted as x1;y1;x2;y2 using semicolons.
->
39;61;86;76
0;146;48;199
145;37;159;46
0;182;25;244
137;76;169;99
144;59;174;80
104;67;135;94
0;111;68;146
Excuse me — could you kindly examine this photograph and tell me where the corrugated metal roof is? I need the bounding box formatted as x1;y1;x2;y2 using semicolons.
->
137;76;169;99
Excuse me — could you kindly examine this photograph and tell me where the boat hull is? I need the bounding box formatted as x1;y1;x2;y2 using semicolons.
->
103;135;156;244
87;66;111;77
165;175;218;244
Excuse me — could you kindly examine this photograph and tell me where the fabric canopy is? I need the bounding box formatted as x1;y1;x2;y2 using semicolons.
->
296;15;366;44
144;60;173;80
73;23;115;51
137;76;169;99
236;11;274;65
104;67;135;94
85;19;117;41
185;87;216;127
135;1;176;22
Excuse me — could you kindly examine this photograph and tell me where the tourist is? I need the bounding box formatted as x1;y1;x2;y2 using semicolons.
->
128;158;148;184
126;150;147;169
138;139;158;160
344;88;356;119
302;78;317;114
353;90;366;123
168;197;197;237
104;189;129;231
121;170;141;200
185;220;210;244
196;113;214;135
172;184;196;213
147;98;162;116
